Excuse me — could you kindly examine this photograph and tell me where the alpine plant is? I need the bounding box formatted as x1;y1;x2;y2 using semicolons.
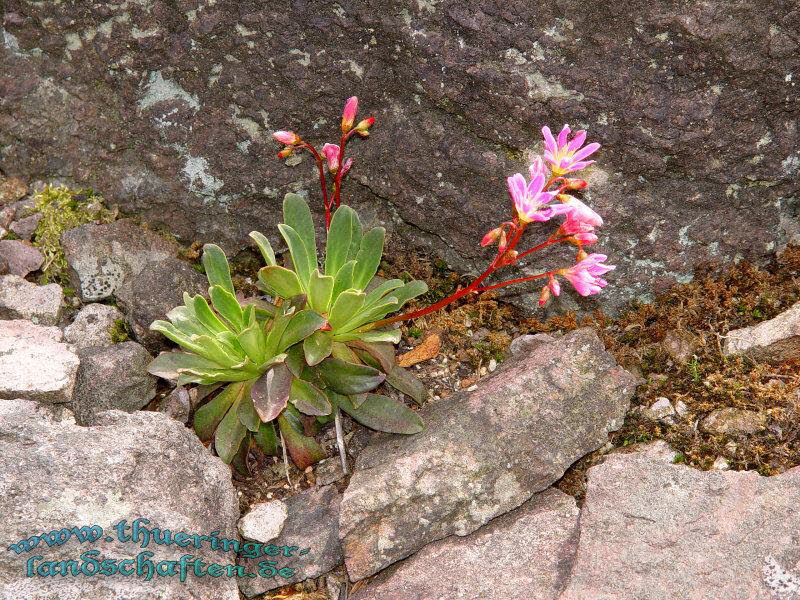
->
149;97;615;472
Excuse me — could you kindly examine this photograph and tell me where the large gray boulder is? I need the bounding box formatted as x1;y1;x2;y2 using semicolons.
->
72;341;157;425
60;219;206;350
339;328;639;580
0;404;240;600
0;320;78;403
2;2;798;313
559;450;800;600
352;489;579;600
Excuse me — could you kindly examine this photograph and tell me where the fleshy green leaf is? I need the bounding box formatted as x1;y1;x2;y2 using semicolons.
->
346;211;363;262
325;205;357;277
249;231;277;267
337;393;424;434
237;386;261;432
386;365;427;405
194;381;247;440
258;266;303;300
317;357;385;395
352;227;385;290
331;341;361;363
349;340;396;372
303;330;333;366
202;244;236;296
285;344;306;377
308;269;335;313
209;285;245;332
333;328;403;344
278;310;327;352
363;279;405;308
391;280;429;310
189;294;230;335
254;421;279;455
251;363;292;422
282;193;317;270
290;378;332;416
278;224;313;289
237;322;267;366
331;260;356;301
148;351;223;380
339;297;399;332
328;289;366;330
214;393;248;463
278;406;327;469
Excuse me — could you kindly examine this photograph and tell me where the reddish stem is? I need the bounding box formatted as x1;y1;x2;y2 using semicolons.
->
473;271;555;292
300;142;331;228
332;130;356;208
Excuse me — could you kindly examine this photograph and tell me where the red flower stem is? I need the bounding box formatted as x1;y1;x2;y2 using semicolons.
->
332;130;356;208
515;235;571;261
300;142;331;228
472;271;555;292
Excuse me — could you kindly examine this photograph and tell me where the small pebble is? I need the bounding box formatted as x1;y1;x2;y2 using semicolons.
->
488;358;497;372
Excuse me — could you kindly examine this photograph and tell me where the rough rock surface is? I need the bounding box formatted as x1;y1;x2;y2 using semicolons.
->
0;405;240;600
560;450;800;600
0;319;79;403
63;302;126;349
0;176;27;206
238;485;343;597
157;385;192;423
0;274;62;325
73;341;157;425
340;328;639;580
60;219;206;349
352;489;579;600
723;301;800;364
0;239;42;276
2;3;798;314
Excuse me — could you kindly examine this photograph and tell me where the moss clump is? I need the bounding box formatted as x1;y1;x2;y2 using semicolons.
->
32;185;116;285
109;318;131;343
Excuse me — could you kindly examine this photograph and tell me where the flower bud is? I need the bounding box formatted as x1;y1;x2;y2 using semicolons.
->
496;249;517;267
277;147;294;159
273;130;300;145
341;96;359;132
481;227;502;247
563;178;588;191
576;248;589;261
354;117;375;137
538;285;551;307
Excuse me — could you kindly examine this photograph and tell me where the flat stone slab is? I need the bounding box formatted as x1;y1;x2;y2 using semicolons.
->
0;274;62;325
723;301;800;364
559;450;800;600
340;328;639;580
0;406;240;600
0;320;79;403
352;489;579;600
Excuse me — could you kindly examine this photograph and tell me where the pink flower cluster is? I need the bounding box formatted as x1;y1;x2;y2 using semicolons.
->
481;124;614;305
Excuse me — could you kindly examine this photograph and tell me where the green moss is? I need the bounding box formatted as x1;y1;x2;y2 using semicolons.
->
31;185;116;285
109;318;131;343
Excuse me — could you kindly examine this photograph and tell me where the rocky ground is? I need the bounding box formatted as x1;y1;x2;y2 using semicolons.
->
1;180;800;599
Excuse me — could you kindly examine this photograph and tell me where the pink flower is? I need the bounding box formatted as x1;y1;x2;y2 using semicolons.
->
341;96;359;132
322;143;352;175
529;156;549;180
507;172;569;224
557;195;602;245
273;130;300;145
542;125;600;175
561;253;615;297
